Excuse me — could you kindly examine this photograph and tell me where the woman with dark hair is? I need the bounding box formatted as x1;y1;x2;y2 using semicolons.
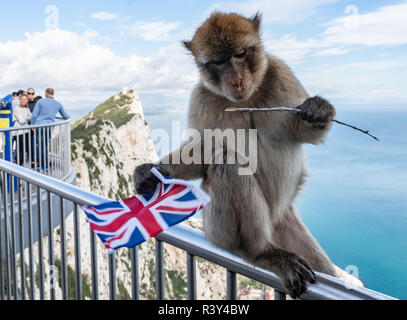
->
12;93;32;165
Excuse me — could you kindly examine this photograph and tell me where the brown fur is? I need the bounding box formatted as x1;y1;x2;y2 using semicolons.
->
134;12;337;298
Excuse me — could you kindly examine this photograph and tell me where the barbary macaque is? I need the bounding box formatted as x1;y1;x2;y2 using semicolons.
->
134;12;337;298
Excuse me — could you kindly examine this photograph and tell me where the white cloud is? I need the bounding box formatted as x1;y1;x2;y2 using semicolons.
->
265;34;324;63
91;12;119;21
299;59;407;102
323;3;407;46
314;47;349;56
208;0;339;24
263;2;407;64
119;20;182;42
0;29;197;112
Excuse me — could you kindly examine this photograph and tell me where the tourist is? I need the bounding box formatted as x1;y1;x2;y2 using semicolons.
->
31;88;70;171
27;88;37;112
12;93;31;165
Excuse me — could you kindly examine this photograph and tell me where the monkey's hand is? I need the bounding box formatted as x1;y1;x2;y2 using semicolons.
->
296;96;335;128
270;250;316;299
133;163;169;194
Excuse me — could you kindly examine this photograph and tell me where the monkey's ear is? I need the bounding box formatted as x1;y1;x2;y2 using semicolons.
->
182;40;193;52
250;12;262;32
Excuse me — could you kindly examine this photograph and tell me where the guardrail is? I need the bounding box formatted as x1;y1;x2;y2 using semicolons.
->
0;119;71;181
0;159;397;300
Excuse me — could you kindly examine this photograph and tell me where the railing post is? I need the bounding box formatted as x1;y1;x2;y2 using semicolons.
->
60;197;68;299
187;253;197;300
0;172;6;299
73;204;82;300
274;290;287;300
47;191;55;300
37;185;45;299
17;177;25;300
27;182;35;300
90;226;99;300
108;253;117;300
155;239;165;300
226;270;237;300
130;247;139;300
9;175;18;300
2;171;11;300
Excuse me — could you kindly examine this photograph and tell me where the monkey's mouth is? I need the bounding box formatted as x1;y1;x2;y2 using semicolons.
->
225;87;248;102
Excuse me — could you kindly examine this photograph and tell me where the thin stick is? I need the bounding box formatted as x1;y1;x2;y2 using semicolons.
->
330;119;379;141
225;107;379;141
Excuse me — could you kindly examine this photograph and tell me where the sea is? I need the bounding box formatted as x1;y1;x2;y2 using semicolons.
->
144;105;407;299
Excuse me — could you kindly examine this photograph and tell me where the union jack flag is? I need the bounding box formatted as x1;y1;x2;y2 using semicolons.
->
82;168;210;253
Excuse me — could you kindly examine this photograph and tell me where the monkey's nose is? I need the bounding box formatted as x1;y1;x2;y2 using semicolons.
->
232;78;243;90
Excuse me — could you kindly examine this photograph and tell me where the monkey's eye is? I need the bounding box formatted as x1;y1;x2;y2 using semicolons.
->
234;49;247;59
212;59;227;66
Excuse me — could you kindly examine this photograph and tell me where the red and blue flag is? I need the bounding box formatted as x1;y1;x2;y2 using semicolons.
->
82;168;210;253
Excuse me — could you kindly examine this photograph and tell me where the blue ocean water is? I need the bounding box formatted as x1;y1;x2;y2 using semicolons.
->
145;105;407;299
297;106;407;299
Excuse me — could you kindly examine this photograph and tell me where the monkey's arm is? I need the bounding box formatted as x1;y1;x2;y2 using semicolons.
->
267;57;335;145
159;141;206;179
134;142;205;194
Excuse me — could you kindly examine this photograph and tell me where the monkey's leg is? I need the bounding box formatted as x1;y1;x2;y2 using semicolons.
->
202;164;316;298
272;207;337;276
202;164;272;257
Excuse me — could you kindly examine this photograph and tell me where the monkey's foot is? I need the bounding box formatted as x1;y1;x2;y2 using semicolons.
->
255;249;316;299
277;252;316;299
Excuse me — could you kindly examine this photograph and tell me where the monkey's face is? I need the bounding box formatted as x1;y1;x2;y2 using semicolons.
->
184;12;268;103
203;47;256;102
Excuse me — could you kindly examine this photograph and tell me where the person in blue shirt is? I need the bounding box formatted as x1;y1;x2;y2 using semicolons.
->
31;88;70;171
31;88;70;125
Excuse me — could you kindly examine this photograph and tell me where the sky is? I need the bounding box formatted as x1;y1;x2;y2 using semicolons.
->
0;0;406;121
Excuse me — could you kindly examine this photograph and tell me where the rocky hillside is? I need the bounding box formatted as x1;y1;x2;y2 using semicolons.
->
71;89;158;200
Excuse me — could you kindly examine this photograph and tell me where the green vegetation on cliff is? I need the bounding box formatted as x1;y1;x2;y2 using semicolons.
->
71;91;134;142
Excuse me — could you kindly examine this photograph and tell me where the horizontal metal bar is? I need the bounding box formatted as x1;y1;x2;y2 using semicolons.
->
0;160;108;206
156;226;397;300
0;159;396;301
0;119;71;133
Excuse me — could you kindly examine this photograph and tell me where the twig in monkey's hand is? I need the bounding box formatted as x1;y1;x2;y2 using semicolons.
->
225;107;380;141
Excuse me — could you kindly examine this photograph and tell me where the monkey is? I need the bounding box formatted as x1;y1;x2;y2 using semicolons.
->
134;12;337;299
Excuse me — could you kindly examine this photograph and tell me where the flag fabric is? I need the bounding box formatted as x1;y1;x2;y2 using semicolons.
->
82;168;211;253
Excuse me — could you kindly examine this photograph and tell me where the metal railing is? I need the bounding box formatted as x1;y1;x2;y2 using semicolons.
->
0;119;71;182
0;159;396;300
